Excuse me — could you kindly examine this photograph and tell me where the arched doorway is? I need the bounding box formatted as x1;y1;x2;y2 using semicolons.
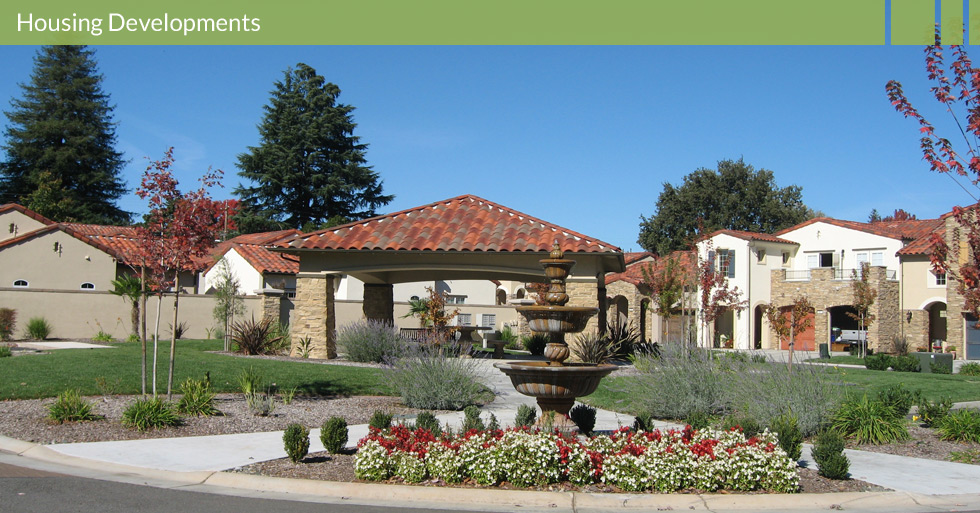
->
714;310;735;348
640;299;650;343
610;295;628;331
496;289;507;305
927;302;947;345
753;305;764;349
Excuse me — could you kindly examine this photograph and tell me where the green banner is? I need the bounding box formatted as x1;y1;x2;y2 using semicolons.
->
0;0;949;45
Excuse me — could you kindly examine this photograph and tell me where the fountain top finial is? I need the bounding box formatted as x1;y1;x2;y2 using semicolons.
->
549;241;563;260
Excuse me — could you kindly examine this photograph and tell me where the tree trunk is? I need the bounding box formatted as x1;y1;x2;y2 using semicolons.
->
140;266;147;397
168;279;180;400
152;292;162;397
787;325;795;372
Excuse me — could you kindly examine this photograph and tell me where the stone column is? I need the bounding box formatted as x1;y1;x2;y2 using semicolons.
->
567;278;601;337
869;266;900;353
291;272;337;359
363;284;394;325
259;288;284;326
945;215;965;355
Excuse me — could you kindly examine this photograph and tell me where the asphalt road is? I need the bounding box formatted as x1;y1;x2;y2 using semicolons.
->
0;462;480;513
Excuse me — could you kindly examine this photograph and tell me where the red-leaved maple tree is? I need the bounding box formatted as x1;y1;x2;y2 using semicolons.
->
886;28;980;325
136;148;236;398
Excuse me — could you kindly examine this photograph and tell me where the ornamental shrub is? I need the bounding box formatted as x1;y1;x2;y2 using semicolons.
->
0;345;11;358
369;410;393;430
25;316;51;340
876;383;920;419
514;404;536;428
960;362;980;376
383;343;488;410
283;423;310;463
320;417;348;454
721;413;762;438
570;403;597;436
627;343;730;421
768;413;803;462
521;333;548;356
461;405;485;432
176;377;218;416
0;308;16;341
891;355;920;373
337;320;411;363
937;409;980;443
864;353;892;371
685;410;712;432
47;389;98;424
122;397;180;431
812;429;849;479
831;394;909;444
930;361;952;374
916;396;952;427
413;411;440;434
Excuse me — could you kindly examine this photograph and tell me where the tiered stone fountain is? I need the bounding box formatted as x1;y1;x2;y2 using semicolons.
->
494;244;617;431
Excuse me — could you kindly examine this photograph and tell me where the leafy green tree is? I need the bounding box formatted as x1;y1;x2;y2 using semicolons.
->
637;159;814;255
234;63;393;233
0;46;128;224
211;257;246;352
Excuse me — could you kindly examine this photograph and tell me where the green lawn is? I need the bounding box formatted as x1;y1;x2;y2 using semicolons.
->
582;363;980;416
805;355;866;365
0;340;391;400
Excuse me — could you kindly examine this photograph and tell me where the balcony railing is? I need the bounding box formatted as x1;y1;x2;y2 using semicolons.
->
834;268;898;280
784;269;811;281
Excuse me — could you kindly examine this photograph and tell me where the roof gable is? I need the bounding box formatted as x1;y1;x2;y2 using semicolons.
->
707;229;798;245
0;203;56;226
282;195;620;253
777;217;942;242
606;249;695;286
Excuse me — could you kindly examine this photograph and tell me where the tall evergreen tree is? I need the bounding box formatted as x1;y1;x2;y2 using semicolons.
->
235;63;393;233
0;45;129;224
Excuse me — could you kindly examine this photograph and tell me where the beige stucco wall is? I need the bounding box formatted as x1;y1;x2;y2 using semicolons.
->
0;229;118;291
0;288;262;340
0;210;48;243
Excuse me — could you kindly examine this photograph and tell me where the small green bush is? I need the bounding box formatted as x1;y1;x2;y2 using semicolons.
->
122;397;180;431
283;423;310;463
720;413;762;438
25;317;52;340
383;344;488;410
863;354;892;371
280;387;298;405
231;317;283;355
236;366;263;397
521;333;548;356
500;325;519;350
369;410;393;430
959;362;980;376
891;355;920;373
246;393;276;416
461;405;485;432
768;413;802;462
812;429;850;479
92;331;114;343
320;417;349;453
937;409;980;443
47;389;98;423
685;410;712;432
486;412;500;431
336;320;411;363
515;404;536;428
876;383;920;419
0;308;17;341
125;333;140;343
413;411;440;434
631;414;651;432
570;403;597;436
176;377;218;416
930;361;952;374
917;396;952;427
832;395;909;444
0;345;11;358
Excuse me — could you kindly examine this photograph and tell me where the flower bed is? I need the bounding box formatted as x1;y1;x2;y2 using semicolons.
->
353;425;799;493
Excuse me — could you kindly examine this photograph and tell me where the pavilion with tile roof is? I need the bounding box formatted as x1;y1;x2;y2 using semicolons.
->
276;194;625;358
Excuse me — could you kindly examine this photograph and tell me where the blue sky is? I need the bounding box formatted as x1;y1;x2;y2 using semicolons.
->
0;45;974;251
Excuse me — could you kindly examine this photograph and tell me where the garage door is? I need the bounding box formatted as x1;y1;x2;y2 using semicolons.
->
779;310;815;351
966;315;980;360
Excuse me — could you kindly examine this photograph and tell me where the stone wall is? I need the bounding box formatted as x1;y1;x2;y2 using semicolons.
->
291;273;336;359
944;215;966;355
770;266;900;353
902;309;930;351
606;280;652;342
567;279;601;338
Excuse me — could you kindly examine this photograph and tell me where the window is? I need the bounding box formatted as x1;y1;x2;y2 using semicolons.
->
871;252;884;267
446;295;466;305
481;314;496;328
756;249;766;264
820;252;834;267
12;279;28;288
807;252;835;268
935;271;947;286
409;295;420;301
456;313;472;326
715;249;735;278
856;252;869;268
782;252;790;266
80;282;95;290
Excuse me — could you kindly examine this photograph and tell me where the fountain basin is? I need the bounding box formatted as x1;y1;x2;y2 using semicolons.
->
515;305;598;333
494;361;617;424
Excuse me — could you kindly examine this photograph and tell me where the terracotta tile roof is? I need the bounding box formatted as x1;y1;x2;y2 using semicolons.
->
776;217;943;242
624;251;655;265
230;244;300;274
62;223;140;237
281;195;621;253
708;229;798;245
228;229;301;245
0;203;56;226
606;250;695;286
897;225;945;256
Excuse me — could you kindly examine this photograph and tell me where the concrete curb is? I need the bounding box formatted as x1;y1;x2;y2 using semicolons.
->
5;433;980;512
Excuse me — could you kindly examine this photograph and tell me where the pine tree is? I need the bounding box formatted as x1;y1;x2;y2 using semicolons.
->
234;63;393;233
0;45;129;224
